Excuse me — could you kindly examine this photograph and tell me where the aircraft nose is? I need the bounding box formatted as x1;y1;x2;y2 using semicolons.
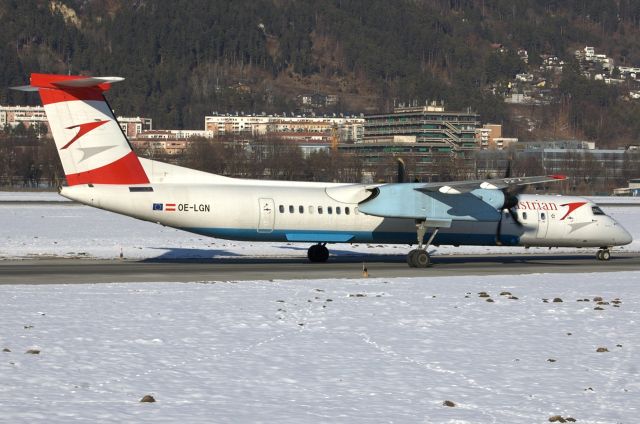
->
615;224;633;246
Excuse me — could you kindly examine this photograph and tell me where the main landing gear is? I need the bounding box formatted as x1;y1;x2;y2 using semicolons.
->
407;221;440;268
308;243;329;262
596;247;611;261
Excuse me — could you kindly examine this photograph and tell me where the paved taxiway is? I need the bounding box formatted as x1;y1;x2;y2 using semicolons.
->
1;253;639;284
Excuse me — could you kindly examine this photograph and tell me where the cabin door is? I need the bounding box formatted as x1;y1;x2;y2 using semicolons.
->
536;210;549;238
258;198;275;233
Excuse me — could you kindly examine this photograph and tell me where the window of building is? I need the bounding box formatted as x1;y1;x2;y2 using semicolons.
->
279;205;284;213
289;205;294;213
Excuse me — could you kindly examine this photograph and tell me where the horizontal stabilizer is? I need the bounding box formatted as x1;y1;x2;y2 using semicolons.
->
10;85;39;92
11;74;124;92
48;76;125;88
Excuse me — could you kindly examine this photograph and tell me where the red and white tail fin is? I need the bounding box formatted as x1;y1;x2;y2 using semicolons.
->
14;73;148;186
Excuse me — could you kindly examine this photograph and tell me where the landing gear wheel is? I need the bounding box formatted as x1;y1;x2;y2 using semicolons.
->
307;244;329;263
415;250;430;268
407;249;430;268
407;249;419;267
597;249;611;261
408;221;440;268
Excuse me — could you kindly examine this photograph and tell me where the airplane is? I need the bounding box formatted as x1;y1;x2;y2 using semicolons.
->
13;73;633;267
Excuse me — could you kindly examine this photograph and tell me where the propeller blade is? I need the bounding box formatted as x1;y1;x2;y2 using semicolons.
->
496;159;524;242
508;207;523;227
397;158;405;183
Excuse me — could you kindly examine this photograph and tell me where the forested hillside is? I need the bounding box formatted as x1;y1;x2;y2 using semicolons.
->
3;0;640;145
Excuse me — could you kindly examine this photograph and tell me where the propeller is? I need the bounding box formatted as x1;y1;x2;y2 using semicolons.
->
397;158;405;183
496;161;525;244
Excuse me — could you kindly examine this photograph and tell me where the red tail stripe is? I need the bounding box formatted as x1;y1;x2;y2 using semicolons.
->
65;151;149;186
39;87;105;105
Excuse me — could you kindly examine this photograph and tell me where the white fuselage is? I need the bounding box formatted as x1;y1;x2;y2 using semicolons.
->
60;176;632;249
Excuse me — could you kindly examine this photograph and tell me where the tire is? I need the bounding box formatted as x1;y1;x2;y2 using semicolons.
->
307;245;320;262
415;250;430;268
596;250;603;261
407;249;418;267
318;245;329;262
601;250;611;261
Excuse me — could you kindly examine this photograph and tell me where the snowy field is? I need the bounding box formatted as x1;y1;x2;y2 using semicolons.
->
2;192;639;423
1;273;639;423
0;192;639;260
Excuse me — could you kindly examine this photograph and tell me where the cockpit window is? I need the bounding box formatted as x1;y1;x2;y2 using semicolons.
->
592;206;606;216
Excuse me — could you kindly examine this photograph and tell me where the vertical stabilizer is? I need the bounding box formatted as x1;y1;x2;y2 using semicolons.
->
15;73;149;185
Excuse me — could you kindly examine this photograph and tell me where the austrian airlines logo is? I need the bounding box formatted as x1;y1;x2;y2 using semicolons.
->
61;120;110;149
559;202;587;220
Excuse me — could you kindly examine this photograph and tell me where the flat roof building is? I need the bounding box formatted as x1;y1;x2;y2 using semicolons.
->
342;105;481;181
0;105;50;135
204;114;364;143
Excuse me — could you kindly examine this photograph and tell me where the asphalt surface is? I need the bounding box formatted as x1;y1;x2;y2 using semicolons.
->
1;253;639;284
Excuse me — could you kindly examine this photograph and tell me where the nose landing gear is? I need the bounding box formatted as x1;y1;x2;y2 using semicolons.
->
407;221;439;268
308;243;329;262
596;248;611;261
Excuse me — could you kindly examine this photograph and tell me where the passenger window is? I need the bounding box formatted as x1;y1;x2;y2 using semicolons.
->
328;206;333;214
289;205;294;213
299;205;304;214
592;206;605;215
541;212;546;220
355;207;359;215
308;206;314;214
318;206;323;214
522;212;528;220
279;205;284;213
336;207;341;215
345;207;350;215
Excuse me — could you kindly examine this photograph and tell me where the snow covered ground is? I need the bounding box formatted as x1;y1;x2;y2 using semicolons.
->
1;273;638;423
2;192;639;422
0;191;71;202
0;193;638;260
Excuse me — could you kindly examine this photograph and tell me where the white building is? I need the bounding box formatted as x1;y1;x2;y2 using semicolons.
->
0;105;49;134
584;46;595;59
135;130;214;140
117;116;153;138
1;104;153;140
204;114;364;143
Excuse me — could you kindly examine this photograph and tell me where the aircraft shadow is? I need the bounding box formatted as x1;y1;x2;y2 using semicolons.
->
141;247;634;266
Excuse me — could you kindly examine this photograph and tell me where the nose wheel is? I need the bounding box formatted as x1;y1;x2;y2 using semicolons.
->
308;243;329;262
596;248;611;261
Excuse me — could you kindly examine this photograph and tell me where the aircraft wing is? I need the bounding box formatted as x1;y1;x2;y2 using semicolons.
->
415;174;566;194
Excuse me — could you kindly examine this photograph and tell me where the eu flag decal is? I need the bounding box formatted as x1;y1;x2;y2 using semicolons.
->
152;203;163;211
